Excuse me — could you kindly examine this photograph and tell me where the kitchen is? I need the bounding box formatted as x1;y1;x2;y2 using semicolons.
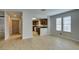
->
32;18;48;36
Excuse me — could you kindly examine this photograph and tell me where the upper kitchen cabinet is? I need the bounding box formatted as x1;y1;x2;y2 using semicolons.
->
40;19;48;25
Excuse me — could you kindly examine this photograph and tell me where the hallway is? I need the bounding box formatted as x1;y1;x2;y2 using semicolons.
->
0;36;79;50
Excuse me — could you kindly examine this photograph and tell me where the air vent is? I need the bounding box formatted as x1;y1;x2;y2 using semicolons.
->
41;9;46;11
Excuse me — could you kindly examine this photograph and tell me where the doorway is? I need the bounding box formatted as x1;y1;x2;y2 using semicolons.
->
12;20;20;35
8;12;22;40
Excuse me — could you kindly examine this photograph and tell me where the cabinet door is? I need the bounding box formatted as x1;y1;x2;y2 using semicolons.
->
40;28;48;36
40;19;48;25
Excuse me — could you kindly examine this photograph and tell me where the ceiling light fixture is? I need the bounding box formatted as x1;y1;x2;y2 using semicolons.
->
32;18;37;20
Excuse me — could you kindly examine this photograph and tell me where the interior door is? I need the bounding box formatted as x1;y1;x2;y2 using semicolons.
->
12;20;19;35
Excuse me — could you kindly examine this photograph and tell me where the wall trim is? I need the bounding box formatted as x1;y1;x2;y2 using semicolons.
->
51;34;79;42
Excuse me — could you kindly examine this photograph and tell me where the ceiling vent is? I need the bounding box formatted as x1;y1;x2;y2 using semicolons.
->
41;9;46;11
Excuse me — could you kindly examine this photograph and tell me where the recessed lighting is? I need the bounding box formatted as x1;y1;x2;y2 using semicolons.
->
32;18;37;20
14;15;17;17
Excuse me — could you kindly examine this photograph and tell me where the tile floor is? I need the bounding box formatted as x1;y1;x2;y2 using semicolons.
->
0;35;79;50
33;31;39;37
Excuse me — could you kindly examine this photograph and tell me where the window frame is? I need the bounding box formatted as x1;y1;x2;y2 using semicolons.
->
56;17;62;31
63;16;71;32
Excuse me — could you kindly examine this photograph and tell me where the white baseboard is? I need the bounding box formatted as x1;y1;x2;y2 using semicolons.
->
50;34;79;42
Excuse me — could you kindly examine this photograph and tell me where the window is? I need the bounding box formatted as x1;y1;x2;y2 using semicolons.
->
56;18;62;31
63;16;71;32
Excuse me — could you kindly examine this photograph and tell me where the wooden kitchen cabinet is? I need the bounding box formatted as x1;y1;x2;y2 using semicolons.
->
32;18;48;36
40;19;47;25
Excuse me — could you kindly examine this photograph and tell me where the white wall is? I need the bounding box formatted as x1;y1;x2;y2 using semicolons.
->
5;11;9;40
47;16;51;35
22;11;33;39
